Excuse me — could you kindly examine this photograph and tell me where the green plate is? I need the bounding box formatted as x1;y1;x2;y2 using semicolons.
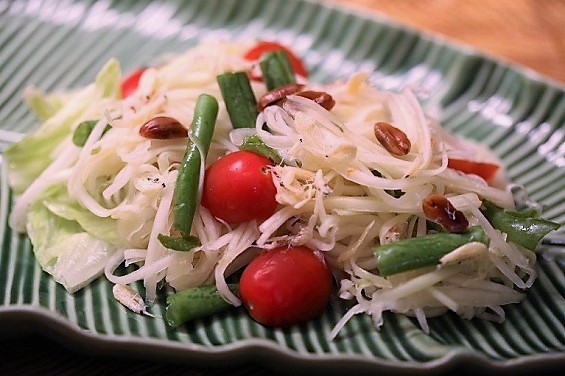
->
1;0;564;374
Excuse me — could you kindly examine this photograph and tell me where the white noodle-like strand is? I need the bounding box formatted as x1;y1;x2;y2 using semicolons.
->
142;172;176;303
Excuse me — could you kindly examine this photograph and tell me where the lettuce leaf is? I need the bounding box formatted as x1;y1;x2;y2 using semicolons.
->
26;185;117;293
5;59;122;194
7;59;123;292
49;233;115;293
95;58;121;98
41;185;119;245
26;194;83;268
23;86;66;121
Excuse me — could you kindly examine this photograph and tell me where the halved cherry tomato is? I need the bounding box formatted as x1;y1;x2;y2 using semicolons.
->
448;158;499;182
239;245;332;327
201;151;278;224
120;67;146;98
244;41;308;78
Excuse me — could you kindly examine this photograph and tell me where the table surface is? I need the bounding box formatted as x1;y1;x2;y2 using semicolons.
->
2;1;564;375
337;0;565;84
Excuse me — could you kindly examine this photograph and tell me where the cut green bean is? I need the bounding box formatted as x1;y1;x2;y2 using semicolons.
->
173;94;219;238
72;120;111;146
166;284;239;327
483;201;560;251
373;226;488;276
216;72;257;128
239;134;282;164
259;50;296;90
157;234;200;252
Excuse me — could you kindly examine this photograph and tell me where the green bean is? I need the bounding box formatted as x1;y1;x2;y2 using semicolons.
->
166;284;239;327
239;134;282;164
72;120;111;146
259;50;296;90
483;201;560;251
173;94;219;238
157;234;200;252
216;72;257;128
373;226;488;276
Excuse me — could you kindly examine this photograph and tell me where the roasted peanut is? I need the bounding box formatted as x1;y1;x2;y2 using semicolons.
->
422;194;469;233
139;116;188;139
257;83;305;111
373;121;411;156
296;90;336;111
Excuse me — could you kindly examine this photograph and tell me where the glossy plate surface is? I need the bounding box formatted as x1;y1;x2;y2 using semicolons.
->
0;0;564;374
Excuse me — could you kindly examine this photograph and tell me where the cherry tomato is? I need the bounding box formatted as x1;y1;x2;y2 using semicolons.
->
448;158;499;182
244;41;309;78
239;245;332;327
201;151;278;224
120;67;146;98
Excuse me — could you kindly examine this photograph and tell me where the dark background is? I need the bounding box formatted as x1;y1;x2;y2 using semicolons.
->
1;334;563;376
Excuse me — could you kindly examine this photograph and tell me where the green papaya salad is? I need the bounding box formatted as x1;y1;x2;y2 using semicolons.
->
5;40;559;337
